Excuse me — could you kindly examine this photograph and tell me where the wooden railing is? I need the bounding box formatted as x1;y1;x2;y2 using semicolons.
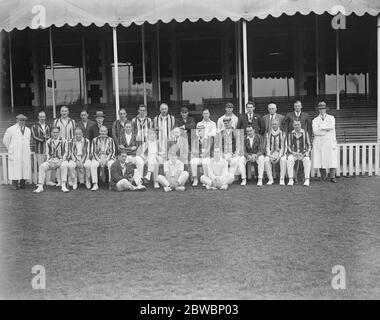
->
0;143;379;184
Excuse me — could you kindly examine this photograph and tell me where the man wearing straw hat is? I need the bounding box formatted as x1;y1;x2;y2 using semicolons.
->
2;114;31;190
312;101;338;183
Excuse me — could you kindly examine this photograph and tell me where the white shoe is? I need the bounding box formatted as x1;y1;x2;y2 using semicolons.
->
72;183;78;190
144;172;151;181
240;179;247;186
257;179;263;187
192;179;198;187
175;186;185;191
33;185;44;193
304;179;310;187
220;184;229;190
91;184;99;191
86;181;91;189
154;182;160;189
287;179;294;186
206;185;217;190
266;179;274;185
136;185;147;191
46;181;56;186
61;185;69;193
279;179;285;186
164;186;172;192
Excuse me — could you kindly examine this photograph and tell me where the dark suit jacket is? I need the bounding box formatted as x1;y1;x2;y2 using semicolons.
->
175;116;196;132
110;160;136;190
244;135;264;157
89;123;111;142
284;111;312;137
119;133;138;156
237;113;265;135
262;113;285;133
76;120;95;140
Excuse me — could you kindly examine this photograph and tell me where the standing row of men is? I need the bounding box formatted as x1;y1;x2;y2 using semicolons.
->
2;100;338;192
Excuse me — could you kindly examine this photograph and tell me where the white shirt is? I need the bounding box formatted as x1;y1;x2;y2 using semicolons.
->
295;112;301;118
125;133;132;145
164;159;184;178
217;114;239;131
248;136;254;148
208;158;229;178
39;122;47;133
120;162;126;175
198;119;216;137
75;139;83;156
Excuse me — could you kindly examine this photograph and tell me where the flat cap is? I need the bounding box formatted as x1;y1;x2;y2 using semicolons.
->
16;114;27;120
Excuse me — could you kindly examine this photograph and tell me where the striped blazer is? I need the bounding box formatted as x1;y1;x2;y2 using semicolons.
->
31;122;51;154
68;138;91;162
131;116;153;145
91;136;116;162
287;129;311;157
153;114;176;155
112;119;129;147
265;129;287;157
53;117;76;140
46;137;68;161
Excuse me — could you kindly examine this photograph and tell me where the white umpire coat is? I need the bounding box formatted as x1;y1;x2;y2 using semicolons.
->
2;124;32;180
312;114;338;169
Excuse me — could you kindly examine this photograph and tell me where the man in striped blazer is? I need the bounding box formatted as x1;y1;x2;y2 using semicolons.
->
112;108;129;150
67;127;92;190
287;119;312;187
33;126;69;193
244;125;265;186
131;104;153;147
89;126;116;191
264;119;287;185
153;103;176;160
53;105;76;141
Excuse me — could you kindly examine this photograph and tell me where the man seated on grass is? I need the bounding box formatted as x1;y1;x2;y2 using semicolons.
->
264;119;287;186
118;121;144;178
67;127;92;190
287;119;312;187
110;150;146;191
244;125;265;186
157;151;189;192
90;126;116;191
200;148;234;190
34;126;69;193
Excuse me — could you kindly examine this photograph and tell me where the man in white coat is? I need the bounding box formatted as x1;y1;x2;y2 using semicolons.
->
2;114;31;190
312;101;338;183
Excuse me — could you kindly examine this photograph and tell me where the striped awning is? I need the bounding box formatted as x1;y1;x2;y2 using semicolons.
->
0;0;379;32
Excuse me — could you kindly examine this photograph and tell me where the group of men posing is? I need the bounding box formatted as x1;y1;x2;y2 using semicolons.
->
2;100;338;193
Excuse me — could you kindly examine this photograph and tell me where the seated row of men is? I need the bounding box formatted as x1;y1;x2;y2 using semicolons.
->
33;115;312;193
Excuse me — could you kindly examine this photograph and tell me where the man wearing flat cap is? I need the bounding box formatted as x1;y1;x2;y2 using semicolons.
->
175;106;195;144
3;114;32;190
89;110;109;141
312;101;338;182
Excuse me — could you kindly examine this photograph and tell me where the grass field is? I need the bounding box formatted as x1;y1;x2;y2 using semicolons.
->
0;176;379;299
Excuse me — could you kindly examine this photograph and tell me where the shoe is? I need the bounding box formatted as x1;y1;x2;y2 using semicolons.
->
46;181;56;186
331;178;337;183
72;183;78;190
154;182;160;189
266;179;274;185
33;185;44;193
86;181;91;189
164;187;172;192
192;179;198;187
91;184;99;191
304;179;310;187
220;184;229;190
279;179;285;186
61;185;69;193
175;186;186;191
287;179;294;186
240;179;247;186
136;185;147;191
19;180;26;189
55;182;61;187
257;179;263;187
144;173;151;182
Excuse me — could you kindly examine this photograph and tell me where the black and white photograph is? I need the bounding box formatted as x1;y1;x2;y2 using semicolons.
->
0;0;379;304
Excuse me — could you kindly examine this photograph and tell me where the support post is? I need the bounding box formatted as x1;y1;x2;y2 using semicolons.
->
237;21;243;113
82;34;88;106
242;20;249;111
315;15;319;98
112;27;120;120
49;27;56;118
142;24;147;107
377;15;380;147
336;29;340;110
8;32;14;113
157;23;161;103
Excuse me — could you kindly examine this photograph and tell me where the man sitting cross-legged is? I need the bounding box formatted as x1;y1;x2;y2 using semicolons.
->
67;127;92;190
89;126;116;191
118;121;144;177
110;150;146;191
200;148;234;190
157;151;190;192
34;126;70;193
287;119;312;187
244;125;265;186
264;119;287;185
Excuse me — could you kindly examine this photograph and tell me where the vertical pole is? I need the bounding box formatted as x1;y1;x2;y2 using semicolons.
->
336;29;340;110
377;15;380;145
82;34;88;106
234;23;239;104
315;15;319;98
237;22;243;113
142;24;147;107
49;27;56;118
8;32;14;113
112;27;120;120
156;23;161;103
242;20;249;111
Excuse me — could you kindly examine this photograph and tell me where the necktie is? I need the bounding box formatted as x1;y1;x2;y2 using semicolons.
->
21;126;25;135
